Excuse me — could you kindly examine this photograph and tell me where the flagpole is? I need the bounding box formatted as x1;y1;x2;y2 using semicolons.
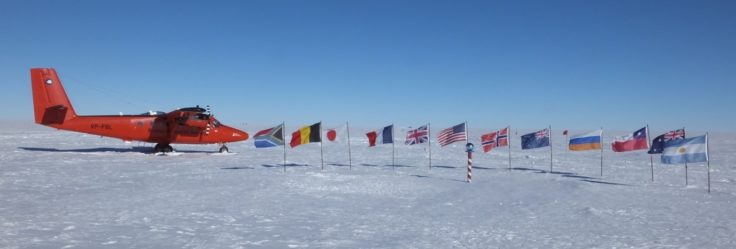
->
600;127;604;177
650;155;654;181
685;163;689;186
648;125;653;182
466;121;470;142
508;125;512;171
392;124;395;171
320;121;324;170
683;126;687;186
707;132;711;193
549;125;553;173
346;121;352;170
428;122;432;171
466;121;471;178
283;122;287;173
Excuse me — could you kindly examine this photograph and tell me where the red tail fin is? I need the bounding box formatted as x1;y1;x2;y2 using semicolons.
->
30;68;77;125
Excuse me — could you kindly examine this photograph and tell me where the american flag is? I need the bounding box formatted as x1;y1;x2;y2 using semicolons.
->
438;123;466;147
480;127;509;153
664;129;685;141
405;125;429;145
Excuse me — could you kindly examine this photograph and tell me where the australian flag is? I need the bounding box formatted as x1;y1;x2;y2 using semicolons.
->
648;129;685;154
521;128;550;150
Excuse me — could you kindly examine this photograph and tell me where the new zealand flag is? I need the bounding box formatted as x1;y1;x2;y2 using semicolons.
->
521;128;550;150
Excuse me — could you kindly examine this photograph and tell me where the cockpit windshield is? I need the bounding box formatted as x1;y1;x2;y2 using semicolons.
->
210;117;221;127
179;106;207;113
143;111;167;116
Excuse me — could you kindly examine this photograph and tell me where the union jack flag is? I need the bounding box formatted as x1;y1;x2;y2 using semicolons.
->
480;127;509;153
405;125;429;145
536;129;549;139
664;129;685;141
648;128;686;154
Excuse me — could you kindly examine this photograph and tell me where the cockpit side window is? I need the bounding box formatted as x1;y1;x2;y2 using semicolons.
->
194;113;210;120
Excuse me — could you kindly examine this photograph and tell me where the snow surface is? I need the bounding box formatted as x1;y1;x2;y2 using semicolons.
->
2;124;736;248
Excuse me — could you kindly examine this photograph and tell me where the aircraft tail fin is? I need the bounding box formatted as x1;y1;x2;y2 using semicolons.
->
30;68;78;125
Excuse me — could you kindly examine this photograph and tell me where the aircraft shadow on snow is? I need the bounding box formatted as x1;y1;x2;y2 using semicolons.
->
431;165;504;170
18;146;214;154
221;166;254;170
578;179;629;186
260;163;309;168
409;174;467;183
470;165;503;170
511;167;630;186
21;147;628;186
384;164;414;168
411;166;629;186
359;163;414;168
430;165;458;169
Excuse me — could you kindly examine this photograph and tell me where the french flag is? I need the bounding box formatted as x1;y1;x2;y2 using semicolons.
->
612;127;649;152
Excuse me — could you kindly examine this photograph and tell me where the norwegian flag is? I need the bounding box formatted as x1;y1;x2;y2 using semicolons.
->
480;127;509;153
405;125;429;145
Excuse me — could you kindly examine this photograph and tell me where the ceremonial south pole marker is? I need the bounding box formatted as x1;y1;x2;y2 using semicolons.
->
466;142;474;183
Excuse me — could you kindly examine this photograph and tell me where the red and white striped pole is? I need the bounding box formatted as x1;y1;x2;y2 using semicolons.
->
466;143;474;183
467;151;473;183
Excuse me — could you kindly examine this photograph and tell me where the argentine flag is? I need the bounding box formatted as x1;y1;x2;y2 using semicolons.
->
661;135;708;164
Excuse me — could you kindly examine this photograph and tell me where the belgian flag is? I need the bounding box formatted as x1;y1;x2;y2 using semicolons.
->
290;122;322;148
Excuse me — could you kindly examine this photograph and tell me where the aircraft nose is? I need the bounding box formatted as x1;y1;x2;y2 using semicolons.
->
216;125;250;143
223;126;249;142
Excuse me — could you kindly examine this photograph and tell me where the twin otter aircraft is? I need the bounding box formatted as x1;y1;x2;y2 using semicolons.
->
31;68;249;153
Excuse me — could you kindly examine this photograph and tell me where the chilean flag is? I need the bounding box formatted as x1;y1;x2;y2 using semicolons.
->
612;127;649;152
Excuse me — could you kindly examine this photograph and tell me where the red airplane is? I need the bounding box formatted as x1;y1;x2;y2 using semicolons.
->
30;68;249;153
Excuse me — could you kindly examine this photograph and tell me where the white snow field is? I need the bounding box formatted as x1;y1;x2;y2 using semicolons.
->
2;124;735;248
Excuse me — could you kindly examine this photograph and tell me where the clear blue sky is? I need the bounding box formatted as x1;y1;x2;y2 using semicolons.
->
1;0;734;132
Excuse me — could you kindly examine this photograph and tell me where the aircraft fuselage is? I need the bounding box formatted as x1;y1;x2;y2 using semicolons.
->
47;115;247;144
31;68;249;151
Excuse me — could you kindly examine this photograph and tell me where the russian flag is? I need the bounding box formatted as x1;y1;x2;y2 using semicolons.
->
612;127;649;152
569;129;602;151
